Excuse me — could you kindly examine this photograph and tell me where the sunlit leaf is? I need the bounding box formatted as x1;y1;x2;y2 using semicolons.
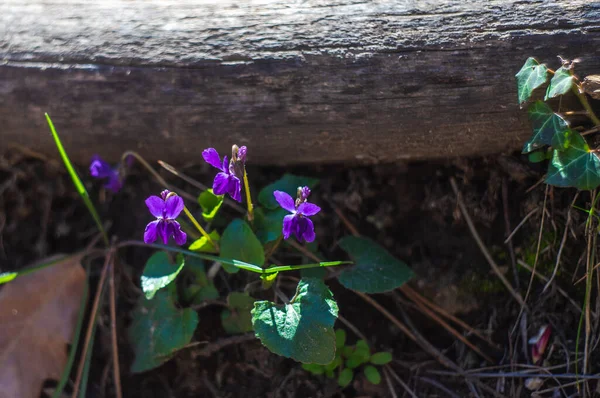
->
141;252;185;300
220;219;265;273
522;101;569;153
258;174;319;209
545;66;575;100
546;132;600;190
251;278;338;364
338;237;414;293
129;291;198;373
197;189;224;222
260;271;278;289
221;292;256;334
515;57;549;104
188;230;220;254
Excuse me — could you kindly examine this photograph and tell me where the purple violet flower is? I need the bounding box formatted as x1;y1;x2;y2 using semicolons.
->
202;146;247;202
144;190;187;245
89;155;123;193
274;187;320;243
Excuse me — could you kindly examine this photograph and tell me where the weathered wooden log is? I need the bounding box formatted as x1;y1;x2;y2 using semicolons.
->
1;1;599;165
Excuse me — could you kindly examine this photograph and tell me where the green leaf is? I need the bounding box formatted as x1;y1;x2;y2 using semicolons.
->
300;267;327;280
546;132;600;190
522;101;569;153
0;272;17;284
370;352;393;365
338;368;354;388
515;57;549;104
325;355;342;372
129;290;198;373
141;252;185;300
251;278;339;364
338;237;414;293
528;150;547;163
45;114;108;245
254;207;287;244
552;129;573;151
258;174;319;209
335;329;347;349
182;258;219;304
364;365;382;385
302;363;325;375
197;189;224;222
347;340;371;368
188;230;220;253
545;66;575;100
221;292;256;334
260;271;279;289
220;219;265;273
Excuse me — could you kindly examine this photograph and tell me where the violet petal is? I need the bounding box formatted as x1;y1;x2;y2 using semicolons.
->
282;214;295;239
202;148;223;170
301;217;316;243
228;176;242;202
170;221;187;245
212;172;231;196
157;220;170;244
297;202;320;217
105;175;122;193
145;196;165;218
164;195;184;219
144;220;160;243
273;191;296;213
89;156;113;178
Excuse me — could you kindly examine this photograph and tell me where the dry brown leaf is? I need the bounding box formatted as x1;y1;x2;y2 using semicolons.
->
0;255;86;398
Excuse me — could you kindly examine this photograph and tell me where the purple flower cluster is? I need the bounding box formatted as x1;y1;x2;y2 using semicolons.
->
144;190;187;245
202;145;247;202
274;186;320;243
89;155;123;193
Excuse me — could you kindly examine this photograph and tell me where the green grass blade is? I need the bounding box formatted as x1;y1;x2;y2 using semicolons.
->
52;263;89;398
0;253;81;285
265;261;352;273
45;113;108;246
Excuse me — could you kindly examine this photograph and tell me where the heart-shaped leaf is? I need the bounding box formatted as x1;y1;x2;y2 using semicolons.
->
546;132;600;190
220;219;265;273
141;252;185;300
258;174;319;209
251;277;338;364
515;57;549;104
254;207;287;244
129;290;198;373
197;189;224;222
522;101;569;153
221;292;256;334
545;66;575;100
189;230;220;253
338;237;413;293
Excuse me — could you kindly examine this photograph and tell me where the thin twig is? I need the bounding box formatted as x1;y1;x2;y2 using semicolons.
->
72;252;112;397
108;261;122;398
416;376;461;398
504;208;539;244
337;314;369;342
450;177;525;307
383;366;413;398
544;192;579;292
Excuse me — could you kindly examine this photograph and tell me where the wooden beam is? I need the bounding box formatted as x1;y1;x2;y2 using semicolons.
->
1;0;599;165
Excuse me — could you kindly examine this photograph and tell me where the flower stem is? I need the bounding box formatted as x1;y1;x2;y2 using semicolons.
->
182;206;218;250
573;85;600;126
243;169;254;221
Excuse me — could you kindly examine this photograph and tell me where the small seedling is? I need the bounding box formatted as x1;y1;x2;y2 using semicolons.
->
302;329;393;388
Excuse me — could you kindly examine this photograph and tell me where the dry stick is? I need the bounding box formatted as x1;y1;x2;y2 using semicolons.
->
401;285;500;351
504;208;539;244
395;290;494;363
517;260;581;314
158;160;245;213
383;366;415;398
544;192;580;292
526;176;547;194
72;253;112;398
583;199;597;380
450;177;525;307
337;314;369;342
108;261;122;398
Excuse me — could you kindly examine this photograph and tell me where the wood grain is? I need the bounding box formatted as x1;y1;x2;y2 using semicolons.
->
1;0;600;165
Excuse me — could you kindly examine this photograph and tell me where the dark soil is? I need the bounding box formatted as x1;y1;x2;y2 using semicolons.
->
0;148;593;397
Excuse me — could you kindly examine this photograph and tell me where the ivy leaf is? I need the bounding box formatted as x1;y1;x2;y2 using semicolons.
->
546;132;600;190
221;292;256;334
515;57;549;104
528;150;547;163
258;174;319;209
189;230;220;254
181;258;219;304
129;290;198;373
220;219;265;273
338;237;414;293
141;252;185;300
197;189;224;222
251;278;338;364
254;207;287;244
551;129;573;151
545;66;575;100
522;101;569;153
